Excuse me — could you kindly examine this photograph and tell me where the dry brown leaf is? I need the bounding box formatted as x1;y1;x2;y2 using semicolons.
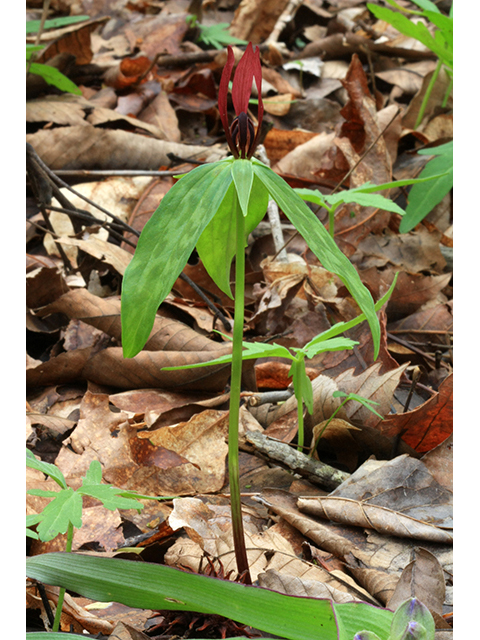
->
257;569;365;603
380;374;453;453
37;288;228;353
298;454;452;542
344;553;399;606
421;434;453;492
26;583;114;635
167;498;365;595
263;127;319;166
137;90;181;143
55;235;132;276
27;347;95;387
144;409;229;493
82;346;233;391
109;388;230;429
354;226;447;274
26;95;90;126
27;125;224;171
360;268;451;320
387;547;446;615
273;132;336;179
230;0;291;43
388;302;453;348
297;496;452;543
334;362;409;427
110;621;151;640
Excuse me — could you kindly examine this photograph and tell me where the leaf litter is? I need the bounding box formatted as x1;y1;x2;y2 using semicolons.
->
26;0;452;636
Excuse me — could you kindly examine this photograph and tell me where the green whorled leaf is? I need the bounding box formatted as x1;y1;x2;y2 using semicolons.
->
26;553;393;640
252;161;381;358
26;448;67;490
330;192;405;215
121;159;234;357
231;159;254;217
399;144;453;233
196;168;269;297
296;174;447;216
35;489;83;542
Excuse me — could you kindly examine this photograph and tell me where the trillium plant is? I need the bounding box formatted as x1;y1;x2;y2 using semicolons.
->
121;43;387;582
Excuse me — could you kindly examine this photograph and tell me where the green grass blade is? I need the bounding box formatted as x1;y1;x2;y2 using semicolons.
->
26;553;394;639
27;553;339;640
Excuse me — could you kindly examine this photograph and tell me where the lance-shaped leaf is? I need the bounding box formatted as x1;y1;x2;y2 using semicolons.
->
121;159;234;357
196;167;268;297
26;552;394;640
252;160;381;357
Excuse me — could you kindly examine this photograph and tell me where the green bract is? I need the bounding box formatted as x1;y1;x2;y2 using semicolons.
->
121;156;383;360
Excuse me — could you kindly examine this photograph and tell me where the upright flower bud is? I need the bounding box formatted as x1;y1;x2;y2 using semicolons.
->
218;43;264;159
390;598;435;640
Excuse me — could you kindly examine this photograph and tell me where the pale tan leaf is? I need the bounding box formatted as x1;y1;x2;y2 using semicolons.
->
27;125;225;171
57;235;132;275
387;547;446;613
257;569;364;603
298;496;452;543
334;362;409;427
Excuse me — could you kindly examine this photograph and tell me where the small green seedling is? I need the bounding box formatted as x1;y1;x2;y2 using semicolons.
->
311;390;383;454
26;16;89;94
26;448;169;631
186;14;247;49
365;2;453;231
163;276;398;454
295;176;447;239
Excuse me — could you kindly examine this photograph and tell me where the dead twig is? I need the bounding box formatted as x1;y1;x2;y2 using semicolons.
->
244;430;349;491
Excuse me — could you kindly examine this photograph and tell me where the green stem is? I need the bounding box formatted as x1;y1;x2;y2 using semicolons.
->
52;521;74;632
228;197;251;584
310;399;348;456
414;59;442;129
328;206;335;239
296;394;305;452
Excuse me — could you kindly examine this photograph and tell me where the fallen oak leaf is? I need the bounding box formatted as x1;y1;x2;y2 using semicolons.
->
379;374;452;453
36;288;228;353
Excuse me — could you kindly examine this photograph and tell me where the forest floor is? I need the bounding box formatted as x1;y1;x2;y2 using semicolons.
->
26;0;452;637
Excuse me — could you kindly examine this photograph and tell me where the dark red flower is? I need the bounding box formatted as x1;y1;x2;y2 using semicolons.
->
218;43;264;159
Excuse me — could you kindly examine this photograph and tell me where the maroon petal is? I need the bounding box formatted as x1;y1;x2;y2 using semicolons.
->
231;42;261;116
218;46;236;141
